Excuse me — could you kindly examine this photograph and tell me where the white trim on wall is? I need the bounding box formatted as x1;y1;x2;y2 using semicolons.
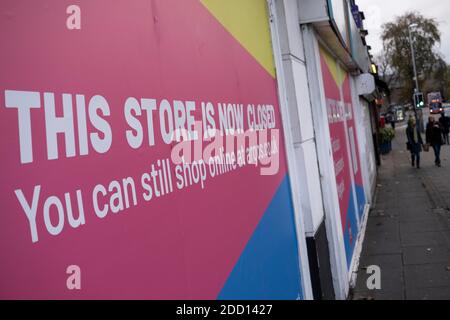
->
307;31;374;290
348;204;370;287
301;24;349;300
267;0;313;300
350;78;377;205
347;77;375;287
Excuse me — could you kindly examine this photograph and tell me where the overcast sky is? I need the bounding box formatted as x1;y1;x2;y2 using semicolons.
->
356;0;450;63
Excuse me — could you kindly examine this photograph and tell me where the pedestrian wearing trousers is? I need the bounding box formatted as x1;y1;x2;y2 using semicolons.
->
406;117;423;169
426;116;444;167
439;112;450;145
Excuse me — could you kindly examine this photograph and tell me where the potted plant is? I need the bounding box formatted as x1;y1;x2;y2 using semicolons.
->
380;127;395;154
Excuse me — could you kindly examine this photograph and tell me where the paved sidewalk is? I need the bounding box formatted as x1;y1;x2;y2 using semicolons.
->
352;126;450;300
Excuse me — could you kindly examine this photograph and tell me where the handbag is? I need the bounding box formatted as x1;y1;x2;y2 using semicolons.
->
423;143;430;152
406;142;411;151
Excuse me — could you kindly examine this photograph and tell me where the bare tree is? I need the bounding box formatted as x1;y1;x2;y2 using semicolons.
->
374;53;398;89
382;11;441;102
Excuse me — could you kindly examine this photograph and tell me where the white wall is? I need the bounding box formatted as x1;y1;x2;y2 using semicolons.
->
359;99;377;202
267;0;314;300
350;78;377;205
301;25;352;299
270;0;377;300
274;0;351;299
274;0;325;238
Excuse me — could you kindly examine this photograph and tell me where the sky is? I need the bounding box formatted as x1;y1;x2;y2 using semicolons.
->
356;0;450;64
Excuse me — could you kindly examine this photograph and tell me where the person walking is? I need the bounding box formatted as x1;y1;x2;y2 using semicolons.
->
406;116;423;169
386;110;396;129
426;116;444;167
439;112;450;145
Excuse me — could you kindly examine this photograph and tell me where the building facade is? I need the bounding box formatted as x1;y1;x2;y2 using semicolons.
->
271;0;379;299
0;0;379;299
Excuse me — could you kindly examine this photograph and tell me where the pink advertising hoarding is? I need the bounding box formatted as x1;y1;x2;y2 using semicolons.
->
0;0;304;299
320;47;366;267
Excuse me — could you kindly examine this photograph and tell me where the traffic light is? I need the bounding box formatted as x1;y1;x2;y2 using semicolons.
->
414;92;425;109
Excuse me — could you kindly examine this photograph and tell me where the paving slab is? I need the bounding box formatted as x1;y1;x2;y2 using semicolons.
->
352;126;450;300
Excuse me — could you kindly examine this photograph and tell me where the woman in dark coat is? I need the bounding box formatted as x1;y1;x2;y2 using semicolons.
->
406;117;423;169
426;116;444;167
439;112;450;145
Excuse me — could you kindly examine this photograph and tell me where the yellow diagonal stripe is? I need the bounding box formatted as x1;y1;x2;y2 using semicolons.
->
320;47;346;88
200;0;276;78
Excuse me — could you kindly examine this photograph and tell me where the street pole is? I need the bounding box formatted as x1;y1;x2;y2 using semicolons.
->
409;23;423;132
409;25;420;93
